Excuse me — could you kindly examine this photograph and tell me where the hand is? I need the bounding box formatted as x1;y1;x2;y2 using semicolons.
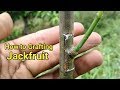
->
0;12;103;79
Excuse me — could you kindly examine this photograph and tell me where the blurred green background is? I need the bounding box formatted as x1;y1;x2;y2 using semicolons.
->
0;11;120;79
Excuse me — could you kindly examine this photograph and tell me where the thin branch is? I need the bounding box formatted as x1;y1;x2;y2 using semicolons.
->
35;64;59;79
72;11;103;54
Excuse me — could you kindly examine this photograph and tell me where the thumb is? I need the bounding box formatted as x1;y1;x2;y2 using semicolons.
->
0;12;13;40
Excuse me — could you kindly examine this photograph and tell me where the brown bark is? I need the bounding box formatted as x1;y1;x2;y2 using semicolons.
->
59;11;75;79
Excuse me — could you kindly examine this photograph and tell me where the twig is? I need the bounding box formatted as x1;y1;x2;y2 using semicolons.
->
35;64;60;79
72;11;103;55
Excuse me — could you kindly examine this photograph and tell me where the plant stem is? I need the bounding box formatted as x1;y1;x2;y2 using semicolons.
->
35;64;60;78
73;11;103;53
59;11;74;79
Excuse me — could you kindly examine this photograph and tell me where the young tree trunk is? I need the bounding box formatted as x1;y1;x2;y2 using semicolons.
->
59;11;75;79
